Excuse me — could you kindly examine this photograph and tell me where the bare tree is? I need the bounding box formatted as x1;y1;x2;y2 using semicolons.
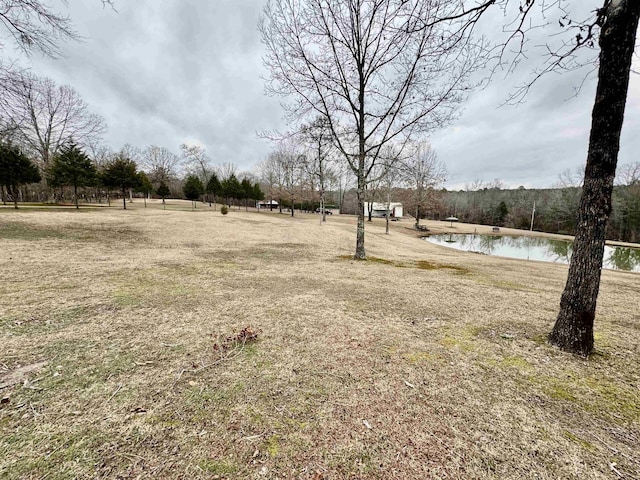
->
180;143;212;187
87;144;114;169
399;142;446;229
616;162;640;187
0;0;116;57
280;148;305;217
335;159;353;214
0;71;106;170
261;0;483;259
257;154;283;212
301;116;335;222
259;147;306;216
218;162;237;179
0;0;76;57
139;145;180;188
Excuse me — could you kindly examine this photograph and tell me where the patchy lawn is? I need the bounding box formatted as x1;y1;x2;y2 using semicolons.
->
1;203;638;479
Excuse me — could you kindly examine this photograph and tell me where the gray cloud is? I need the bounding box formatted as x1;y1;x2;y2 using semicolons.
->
13;0;640;187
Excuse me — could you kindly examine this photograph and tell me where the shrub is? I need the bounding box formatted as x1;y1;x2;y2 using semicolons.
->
221;205;229;215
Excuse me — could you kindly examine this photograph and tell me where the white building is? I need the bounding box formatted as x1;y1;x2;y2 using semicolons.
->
257;200;279;209
364;202;403;218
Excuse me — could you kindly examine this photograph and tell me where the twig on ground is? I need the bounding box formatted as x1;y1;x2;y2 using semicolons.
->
609;463;624;478
172;344;246;387
105;384;122;404
591;432;639;464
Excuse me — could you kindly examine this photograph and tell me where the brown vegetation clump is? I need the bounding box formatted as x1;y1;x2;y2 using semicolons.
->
213;326;261;354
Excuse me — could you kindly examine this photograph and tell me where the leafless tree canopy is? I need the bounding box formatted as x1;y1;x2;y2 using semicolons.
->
261;0;483;167
181;143;212;184
0;0;77;57
261;0;484;257
398;141;446;226
399;142;446;191
0;0;116;57
616;162;640;186
0;70;106;169
258;144;307;215
139;145;181;186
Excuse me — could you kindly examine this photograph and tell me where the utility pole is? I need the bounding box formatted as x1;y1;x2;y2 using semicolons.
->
530;201;536;231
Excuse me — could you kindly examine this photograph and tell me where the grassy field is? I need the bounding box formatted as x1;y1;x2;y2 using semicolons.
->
1;201;639;479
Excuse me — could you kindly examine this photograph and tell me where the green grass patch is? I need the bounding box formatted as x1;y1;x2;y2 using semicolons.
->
0;428;107;479
0;221;69;240
266;434;280;457
0;306;89;335
198;459;238;475
0;220;143;243
402;351;435;363
563;431;597;452
112;290;142;307
415;260;471;274
499;355;534;371
367;256;395;265
534;373;640;423
543;380;578;402
337;255;472;274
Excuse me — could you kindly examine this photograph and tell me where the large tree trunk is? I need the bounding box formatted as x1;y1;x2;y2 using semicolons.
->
550;1;640;355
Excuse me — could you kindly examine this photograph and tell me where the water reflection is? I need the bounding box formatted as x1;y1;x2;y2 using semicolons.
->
426;234;640;272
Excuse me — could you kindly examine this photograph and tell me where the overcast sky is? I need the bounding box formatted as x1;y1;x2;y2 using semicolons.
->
11;0;640;190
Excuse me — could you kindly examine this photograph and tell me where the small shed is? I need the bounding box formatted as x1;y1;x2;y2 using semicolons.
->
257;200;279;209
364;202;403;218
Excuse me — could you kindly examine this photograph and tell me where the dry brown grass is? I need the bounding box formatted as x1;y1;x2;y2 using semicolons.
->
1;202;639;479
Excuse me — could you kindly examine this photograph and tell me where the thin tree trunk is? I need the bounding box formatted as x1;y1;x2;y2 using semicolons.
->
11;185;18;209
354;53;367;259
355;173;366;259
122;187;127;210
385;191;390;235
550;1;640;355
74;183;79;209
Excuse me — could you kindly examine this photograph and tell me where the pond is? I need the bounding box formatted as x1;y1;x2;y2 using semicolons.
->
425;234;640;273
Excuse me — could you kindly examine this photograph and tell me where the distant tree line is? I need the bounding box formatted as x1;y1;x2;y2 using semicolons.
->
435;174;640;243
0;134;266;211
